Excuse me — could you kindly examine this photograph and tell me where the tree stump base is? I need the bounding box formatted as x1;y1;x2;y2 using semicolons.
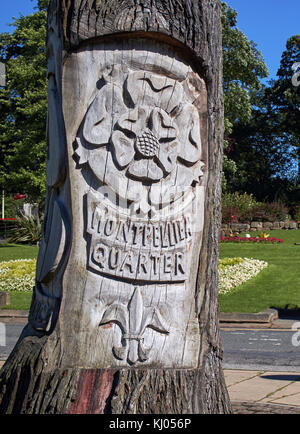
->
0;334;231;414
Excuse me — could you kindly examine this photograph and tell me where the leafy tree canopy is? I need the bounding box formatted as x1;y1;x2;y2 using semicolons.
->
225;34;300;204
221;2;268;192
266;36;300;157
222;2;268;135
0;0;48;203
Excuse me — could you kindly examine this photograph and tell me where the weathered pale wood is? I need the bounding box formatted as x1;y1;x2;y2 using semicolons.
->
0;0;231;414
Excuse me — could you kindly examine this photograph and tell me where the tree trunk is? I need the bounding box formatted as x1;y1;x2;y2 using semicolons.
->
0;0;231;414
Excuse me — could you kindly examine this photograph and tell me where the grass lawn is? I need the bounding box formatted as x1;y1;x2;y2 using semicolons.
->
0;243;38;311
0;243;38;261
219;230;300;313
1;232;300;313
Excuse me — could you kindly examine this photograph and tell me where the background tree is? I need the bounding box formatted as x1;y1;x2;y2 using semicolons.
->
225;97;297;202
225;35;300;207
221;2;268;191
0;1;48;204
266;36;300;181
221;6;300;210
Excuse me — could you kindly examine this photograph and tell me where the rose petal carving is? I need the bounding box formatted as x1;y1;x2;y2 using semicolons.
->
83;86;113;145
128;159;164;182
111;130;135;168
79;70;204;196
127;71;183;114
176;104;202;164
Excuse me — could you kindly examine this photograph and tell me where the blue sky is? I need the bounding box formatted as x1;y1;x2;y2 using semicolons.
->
0;1;35;32
227;0;300;81
0;0;299;82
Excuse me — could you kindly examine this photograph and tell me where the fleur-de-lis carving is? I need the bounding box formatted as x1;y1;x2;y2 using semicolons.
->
99;287;170;364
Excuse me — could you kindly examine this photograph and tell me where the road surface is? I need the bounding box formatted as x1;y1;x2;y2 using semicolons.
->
221;329;300;371
1;324;300;372
0;324;24;361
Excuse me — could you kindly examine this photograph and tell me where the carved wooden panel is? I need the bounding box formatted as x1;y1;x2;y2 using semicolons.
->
60;38;208;368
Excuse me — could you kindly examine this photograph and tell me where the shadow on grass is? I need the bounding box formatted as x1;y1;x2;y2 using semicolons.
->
271;305;300;320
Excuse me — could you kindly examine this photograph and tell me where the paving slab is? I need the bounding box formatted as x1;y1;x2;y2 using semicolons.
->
270;393;300;407
231;401;300;414
224;370;261;388
259;376;300;406
220;309;278;325
225;371;292;402
0;310;28;324
224;370;300;409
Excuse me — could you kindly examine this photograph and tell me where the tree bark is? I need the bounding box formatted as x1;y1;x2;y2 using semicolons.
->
0;0;231;414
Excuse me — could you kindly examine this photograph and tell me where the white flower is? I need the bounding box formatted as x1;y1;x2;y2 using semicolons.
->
218;257;268;295
0;259;36;292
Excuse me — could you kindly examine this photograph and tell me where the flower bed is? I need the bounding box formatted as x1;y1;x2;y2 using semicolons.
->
0;259;36;292
220;235;284;244
0;256;268;298
218;257;268;295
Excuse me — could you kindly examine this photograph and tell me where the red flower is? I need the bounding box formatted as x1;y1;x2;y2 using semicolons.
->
14;193;26;201
220;235;284;244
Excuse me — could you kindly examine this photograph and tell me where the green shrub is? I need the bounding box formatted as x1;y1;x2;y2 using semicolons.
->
2;195;23;219
222;192;289;223
292;204;300;221
222;192;259;212
221;205;241;224
7;215;43;244
222;192;260;223
249;202;289;222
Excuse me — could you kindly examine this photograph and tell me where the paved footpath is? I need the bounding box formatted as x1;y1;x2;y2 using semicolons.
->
224;369;300;414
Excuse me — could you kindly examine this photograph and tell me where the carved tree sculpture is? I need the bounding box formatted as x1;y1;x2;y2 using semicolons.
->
0;0;232;414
